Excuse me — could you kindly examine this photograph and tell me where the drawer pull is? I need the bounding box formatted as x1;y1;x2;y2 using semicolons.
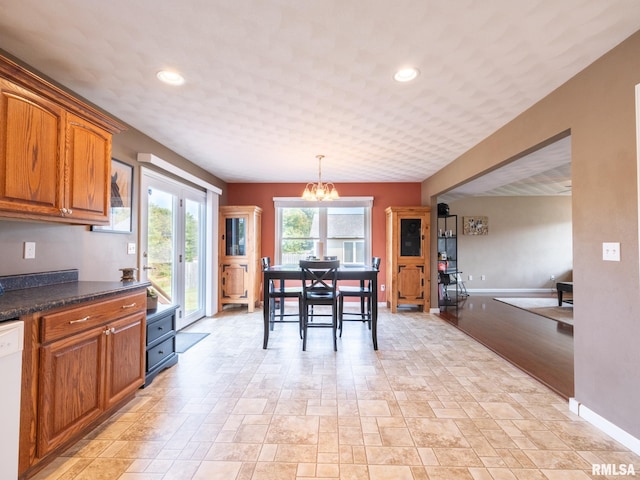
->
157;326;164;331
69;316;90;324
121;303;137;309
158;350;164;354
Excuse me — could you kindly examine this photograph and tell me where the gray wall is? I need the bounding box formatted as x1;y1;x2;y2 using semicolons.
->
423;31;640;440
446;196;572;292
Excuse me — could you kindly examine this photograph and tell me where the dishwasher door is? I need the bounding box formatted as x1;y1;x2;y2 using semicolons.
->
0;320;24;480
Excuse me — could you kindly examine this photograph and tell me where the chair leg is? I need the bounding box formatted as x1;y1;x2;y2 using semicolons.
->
269;297;275;331
338;296;344;337
332;305;337;351
302;306;308;351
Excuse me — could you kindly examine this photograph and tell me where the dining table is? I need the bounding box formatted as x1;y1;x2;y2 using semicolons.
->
262;264;380;350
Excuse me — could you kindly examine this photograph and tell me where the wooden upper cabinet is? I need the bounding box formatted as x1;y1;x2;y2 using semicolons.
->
65;113;112;223
0;78;65;217
0;55;125;224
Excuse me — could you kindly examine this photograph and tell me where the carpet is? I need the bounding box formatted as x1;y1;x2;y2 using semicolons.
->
175;332;210;353
494;297;573;326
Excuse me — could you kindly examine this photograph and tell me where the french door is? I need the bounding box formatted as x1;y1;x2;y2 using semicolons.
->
140;169;206;329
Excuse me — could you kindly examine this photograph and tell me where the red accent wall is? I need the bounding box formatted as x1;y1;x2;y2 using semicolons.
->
226;182;422;303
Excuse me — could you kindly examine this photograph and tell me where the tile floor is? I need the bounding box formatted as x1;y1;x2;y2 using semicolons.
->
32;306;639;479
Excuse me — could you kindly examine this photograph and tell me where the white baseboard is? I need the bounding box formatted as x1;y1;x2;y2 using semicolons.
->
569;398;640;455
465;288;556;295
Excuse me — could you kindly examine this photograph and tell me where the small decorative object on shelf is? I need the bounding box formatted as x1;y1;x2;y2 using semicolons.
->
147;287;158;311
119;267;138;282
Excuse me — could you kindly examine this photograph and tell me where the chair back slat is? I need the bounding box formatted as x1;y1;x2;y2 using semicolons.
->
300;259;340;296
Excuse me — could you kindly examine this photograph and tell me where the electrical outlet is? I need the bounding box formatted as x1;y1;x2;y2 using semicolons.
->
380;284;385;291
127;242;136;255
468;274;473;281
550;274;556;281
602;242;620;261
23;241;36;259
481;275;486;281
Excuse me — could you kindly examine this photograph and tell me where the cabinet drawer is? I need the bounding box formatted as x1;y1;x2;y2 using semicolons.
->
147;337;175;370
147;314;174;345
41;291;146;343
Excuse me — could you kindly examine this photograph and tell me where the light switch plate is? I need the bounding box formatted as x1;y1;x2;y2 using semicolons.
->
602;242;620;261
23;241;36;259
127;243;136;255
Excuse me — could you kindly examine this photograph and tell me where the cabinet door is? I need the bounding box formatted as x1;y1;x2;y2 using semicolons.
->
397;264;425;301
222;215;249;256
38;325;106;457
0;78;65;217
65;113;111;223
220;263;249;299
104;312;145;409
398;217;425;259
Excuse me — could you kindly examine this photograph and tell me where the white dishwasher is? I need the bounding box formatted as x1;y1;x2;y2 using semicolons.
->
0;320;24;480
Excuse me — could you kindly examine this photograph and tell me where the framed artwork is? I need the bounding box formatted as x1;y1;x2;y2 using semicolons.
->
463;216;488;235
92;159;133;233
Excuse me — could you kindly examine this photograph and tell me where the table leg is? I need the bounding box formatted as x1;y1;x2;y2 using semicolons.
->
557;286;563;307
263;275;269;349
371;275;378;350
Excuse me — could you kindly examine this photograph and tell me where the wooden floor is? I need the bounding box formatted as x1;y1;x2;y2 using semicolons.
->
438;294;574;399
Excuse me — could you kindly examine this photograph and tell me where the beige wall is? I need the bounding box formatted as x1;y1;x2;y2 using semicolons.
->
423;31;640;439
445;196;572;291
0;127;227;281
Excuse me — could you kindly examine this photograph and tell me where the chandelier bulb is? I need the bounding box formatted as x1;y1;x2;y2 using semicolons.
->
301;155;339;201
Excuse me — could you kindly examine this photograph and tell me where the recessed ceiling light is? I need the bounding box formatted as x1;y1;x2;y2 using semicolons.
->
156;70;185;86
394;67;419;82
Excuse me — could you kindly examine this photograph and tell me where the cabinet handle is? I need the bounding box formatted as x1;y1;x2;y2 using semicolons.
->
111;327;116;334
121;303;137;309
69;316;90;324
158;350;164;354
157;326;164;331
105;328;110;336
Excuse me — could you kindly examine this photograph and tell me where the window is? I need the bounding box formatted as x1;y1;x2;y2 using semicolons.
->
274;197;372;265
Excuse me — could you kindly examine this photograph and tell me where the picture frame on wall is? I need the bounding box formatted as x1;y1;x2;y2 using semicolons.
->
463;216;488;235
91;158;133;233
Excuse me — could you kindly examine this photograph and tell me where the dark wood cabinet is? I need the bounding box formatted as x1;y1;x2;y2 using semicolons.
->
144;304;179;387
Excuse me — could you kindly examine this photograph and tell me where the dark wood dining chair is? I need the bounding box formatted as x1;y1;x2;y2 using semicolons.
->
299;259;341;351
262;257;302;332
338;257;380;336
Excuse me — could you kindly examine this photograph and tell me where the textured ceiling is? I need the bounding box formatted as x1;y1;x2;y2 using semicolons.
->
0;1;639;189
440;136;572;202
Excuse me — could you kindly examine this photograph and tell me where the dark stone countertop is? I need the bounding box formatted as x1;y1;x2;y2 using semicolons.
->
0;276;150;322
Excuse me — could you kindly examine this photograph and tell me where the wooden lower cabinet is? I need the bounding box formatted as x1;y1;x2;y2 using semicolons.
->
38;325;106;457
19;289;146;479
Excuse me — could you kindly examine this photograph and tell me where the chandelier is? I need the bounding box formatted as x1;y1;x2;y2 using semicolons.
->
302;155;339;201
